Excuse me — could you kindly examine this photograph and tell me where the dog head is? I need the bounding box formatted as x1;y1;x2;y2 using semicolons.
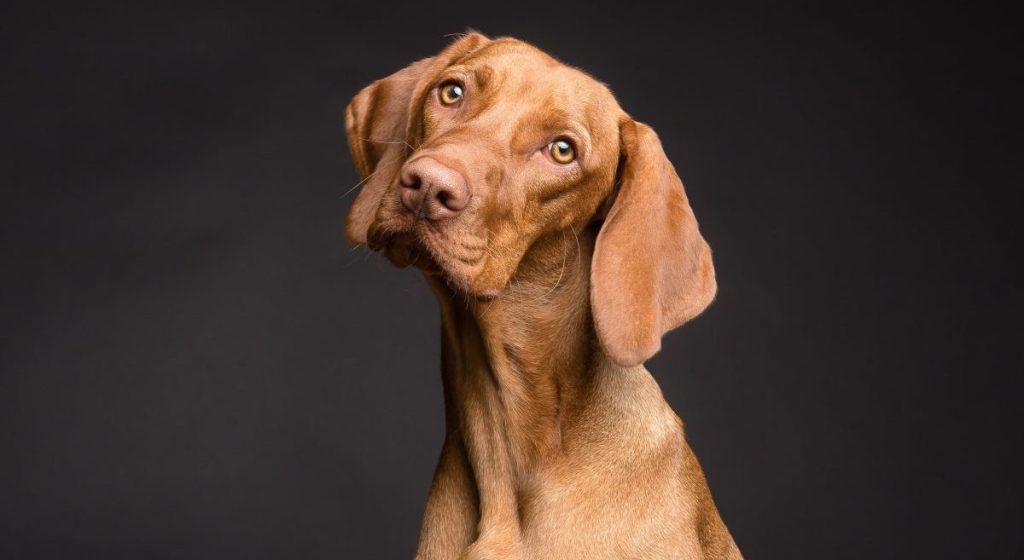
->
345;33;716;366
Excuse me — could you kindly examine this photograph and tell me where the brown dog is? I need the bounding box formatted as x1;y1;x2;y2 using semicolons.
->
345;33;741;560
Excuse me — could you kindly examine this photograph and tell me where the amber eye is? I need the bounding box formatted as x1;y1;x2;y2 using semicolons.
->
438;81;464;106
548;138;576;164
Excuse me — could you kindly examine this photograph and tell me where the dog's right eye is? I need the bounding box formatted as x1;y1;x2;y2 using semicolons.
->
438;81;464;106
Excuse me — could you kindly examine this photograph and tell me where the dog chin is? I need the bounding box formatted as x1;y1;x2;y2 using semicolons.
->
368;221;501;300
373;233;496;300
433;264;504;302
415;251;491;300
374;232;438;272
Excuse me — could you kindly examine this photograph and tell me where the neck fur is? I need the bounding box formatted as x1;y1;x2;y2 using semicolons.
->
426;226;597;532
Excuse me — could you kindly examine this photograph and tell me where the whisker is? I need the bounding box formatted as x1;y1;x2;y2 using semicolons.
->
341;167;379;200
538;229;569;301
571;226;582;266
360;137;415;153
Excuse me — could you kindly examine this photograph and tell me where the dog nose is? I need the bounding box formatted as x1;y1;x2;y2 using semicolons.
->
399;158;470;220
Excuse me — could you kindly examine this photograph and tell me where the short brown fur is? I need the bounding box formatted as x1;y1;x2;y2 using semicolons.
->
345;33;741;559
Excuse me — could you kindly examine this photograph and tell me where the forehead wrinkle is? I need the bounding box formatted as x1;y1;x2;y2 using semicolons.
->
475;64;497;90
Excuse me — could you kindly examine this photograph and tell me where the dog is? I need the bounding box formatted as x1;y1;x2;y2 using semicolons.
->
344;33;741;560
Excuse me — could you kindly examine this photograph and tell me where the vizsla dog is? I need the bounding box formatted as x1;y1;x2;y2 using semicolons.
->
345;33;741;560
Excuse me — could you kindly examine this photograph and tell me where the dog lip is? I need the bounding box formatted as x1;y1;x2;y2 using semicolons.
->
369;217;490;295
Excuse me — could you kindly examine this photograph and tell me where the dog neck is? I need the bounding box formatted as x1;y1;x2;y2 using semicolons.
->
426;225;598;532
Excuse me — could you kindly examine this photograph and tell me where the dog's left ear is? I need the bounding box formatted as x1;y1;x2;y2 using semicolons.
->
344;32;490;244
591;119;717;367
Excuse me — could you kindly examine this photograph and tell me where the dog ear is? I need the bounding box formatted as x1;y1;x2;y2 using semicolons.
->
590;119;717;367
344;32;490;245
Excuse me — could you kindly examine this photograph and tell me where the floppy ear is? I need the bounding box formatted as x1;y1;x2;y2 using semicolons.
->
344;32;490;244
591;119;717;367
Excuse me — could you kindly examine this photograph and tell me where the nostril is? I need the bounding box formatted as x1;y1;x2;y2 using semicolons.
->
442;184;469;211
400;170;421;190
400;158;469;218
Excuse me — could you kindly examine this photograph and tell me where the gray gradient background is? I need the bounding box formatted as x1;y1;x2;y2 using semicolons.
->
2;1;1021;558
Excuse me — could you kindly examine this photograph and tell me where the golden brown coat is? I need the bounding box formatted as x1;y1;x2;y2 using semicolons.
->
345;33;741;560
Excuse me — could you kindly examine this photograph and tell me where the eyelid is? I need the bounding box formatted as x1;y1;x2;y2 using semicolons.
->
555;124;589;156
435;68;472;91
438;77;465;89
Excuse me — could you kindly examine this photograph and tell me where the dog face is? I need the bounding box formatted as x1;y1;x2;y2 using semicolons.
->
346;33;717;366
348;35;622;298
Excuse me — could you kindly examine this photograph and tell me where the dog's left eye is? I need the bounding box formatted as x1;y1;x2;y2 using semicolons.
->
438;81;464;106
548;139;576;164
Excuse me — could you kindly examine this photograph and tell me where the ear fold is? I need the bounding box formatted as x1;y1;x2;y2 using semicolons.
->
344;32;490;244
591;119;717;367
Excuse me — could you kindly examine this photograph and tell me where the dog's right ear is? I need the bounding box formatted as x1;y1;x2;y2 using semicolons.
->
344;32;490;245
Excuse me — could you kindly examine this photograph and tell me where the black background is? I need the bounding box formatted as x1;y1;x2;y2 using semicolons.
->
2;1;1021;558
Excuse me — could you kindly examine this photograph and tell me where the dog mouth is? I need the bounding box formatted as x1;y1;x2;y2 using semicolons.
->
367;221;493;298
367;227;440;272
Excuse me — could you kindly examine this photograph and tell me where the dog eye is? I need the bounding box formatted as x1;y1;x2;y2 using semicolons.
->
438;81;464;106
548;139;576;164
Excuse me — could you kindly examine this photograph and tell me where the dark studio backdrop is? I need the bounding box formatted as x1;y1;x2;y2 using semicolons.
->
1;1;1021;558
